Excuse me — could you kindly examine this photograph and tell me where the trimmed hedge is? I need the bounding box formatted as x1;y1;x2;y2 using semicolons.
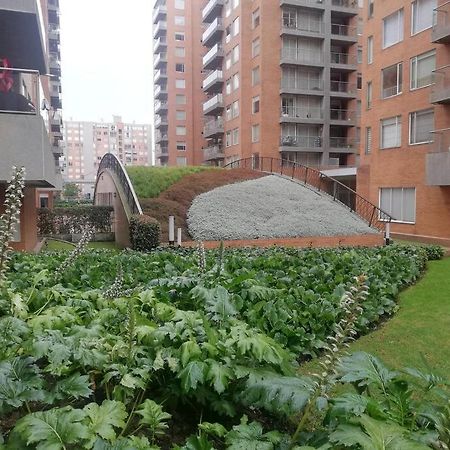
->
129;215;160;251
38;206;114;235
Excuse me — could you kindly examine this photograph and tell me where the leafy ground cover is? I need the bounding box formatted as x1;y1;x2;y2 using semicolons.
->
42;239;119;252
1;245;447;448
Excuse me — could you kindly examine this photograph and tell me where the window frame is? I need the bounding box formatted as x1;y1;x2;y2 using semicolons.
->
379;187;416;224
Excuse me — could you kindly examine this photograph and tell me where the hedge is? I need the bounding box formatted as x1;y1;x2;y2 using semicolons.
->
38;206;114;235
129;215;160;251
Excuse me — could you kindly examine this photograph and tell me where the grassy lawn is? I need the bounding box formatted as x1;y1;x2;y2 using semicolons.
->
43;239;119;252
126;166;218;199
302;257;450;375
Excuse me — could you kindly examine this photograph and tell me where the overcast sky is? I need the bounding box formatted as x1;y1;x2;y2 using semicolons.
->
60;0;153;124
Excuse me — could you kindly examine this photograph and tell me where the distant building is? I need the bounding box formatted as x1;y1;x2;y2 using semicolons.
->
62;116;152;198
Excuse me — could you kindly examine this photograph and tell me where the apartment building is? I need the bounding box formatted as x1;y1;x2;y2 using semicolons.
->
0;0;62;251
62;116;152;197
357;0;450;243
153;0;360;173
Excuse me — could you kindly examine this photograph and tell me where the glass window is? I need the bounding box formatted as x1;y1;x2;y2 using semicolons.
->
368;0;374;18
232;0;239;9
175;15;185;26
411;50;436;90
232;45;239;64
411;0;437;35
252;96;260;114
175;94;186;104
175;0;185;9
381;116;402;149
365;127;372;154
383;9;404;48
226;130;232;147
252;38;260;57
176;110;186;120
175;63;185;72
176;142;186;151
175;32;185;41
409;109;434;144
233;17;240;36
176;156;187;166
252;124;260;142
233;73;239;90
175;47;185;57
357;46;363;64
366;81;372;109
380;188;415;223
252;66;260;85
382;63;402;98
176;79;186;89
232;128;239;145
367;36;373;64
232;100;239;118
252;8;260;28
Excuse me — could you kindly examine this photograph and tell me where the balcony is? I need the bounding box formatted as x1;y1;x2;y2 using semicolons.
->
153;20;167;38
202;17;224;47
330;23;357;43
427;128;450;185
153;52;167;69
330;80;357;97
280;48;324;67
279;135;323;152
48;53;60;70
154;36;167;53
47;0;59;11
281;18;325;37
203;70;224;93
154;100;168;114
203;93;224;115
431;65;450;104
330;52;357;71
153;3;167;24
330;109;356;125
280;0;325;10
204;144;225;162
48;23;59;40
203;118;224;138
330;0;358;15
432;1;450;43
154;68;168;85
203;0;224;23
154;84;168;99
280;106;324;123
155;131;168;144
155;114;168;129
0;66;61;187
330;137;357;153
203;43;224;70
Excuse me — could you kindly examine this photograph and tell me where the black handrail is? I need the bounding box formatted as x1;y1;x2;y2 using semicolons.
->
95;153;143;216
224;157;392;234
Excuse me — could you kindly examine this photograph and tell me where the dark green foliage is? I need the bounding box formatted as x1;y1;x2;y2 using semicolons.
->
129;215;161;251
38;206;114;235
423;244;444;261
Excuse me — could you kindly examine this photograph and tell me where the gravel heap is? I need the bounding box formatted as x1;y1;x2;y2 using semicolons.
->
187;175;378;240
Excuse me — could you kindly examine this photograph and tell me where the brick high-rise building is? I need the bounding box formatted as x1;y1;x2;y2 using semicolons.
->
62;116;152;198
153;0;360;174
357;0;450;244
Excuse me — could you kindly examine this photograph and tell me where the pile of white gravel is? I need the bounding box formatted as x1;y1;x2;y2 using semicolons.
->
187;175;377;241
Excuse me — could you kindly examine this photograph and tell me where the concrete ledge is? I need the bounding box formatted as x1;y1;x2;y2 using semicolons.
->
182;233;384;249
392;232;450;248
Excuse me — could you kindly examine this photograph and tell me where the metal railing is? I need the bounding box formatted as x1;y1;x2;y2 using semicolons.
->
331;23;357;37
433;1;450;32
203;69;223;88
330;136;357;149
281;78;323;91
281;105;324;119
330;109;356;122
280;135;323;148
204;117;224;135
330;80;356;94
331;0;358;8
204;144;224;161
331;52;357;65
202;17;224;43
203;43;224;66
282;48;324;64
281;18;325;34
0;67;40;116
430;128;450;153
96;153;143;215
203;93;223;112
224;157;392;234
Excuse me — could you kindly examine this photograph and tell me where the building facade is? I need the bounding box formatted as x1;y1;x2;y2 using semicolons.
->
62;116;152;198
357;0;450;243
153;0;360;172
0;0;62;251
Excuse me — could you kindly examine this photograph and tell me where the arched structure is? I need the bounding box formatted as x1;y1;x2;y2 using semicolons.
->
94;153;143;248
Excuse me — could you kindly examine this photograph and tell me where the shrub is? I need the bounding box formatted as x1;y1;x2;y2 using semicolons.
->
129;215;160;251
424;244;445;260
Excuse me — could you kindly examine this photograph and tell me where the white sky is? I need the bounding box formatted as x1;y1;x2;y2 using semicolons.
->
60;0;153;125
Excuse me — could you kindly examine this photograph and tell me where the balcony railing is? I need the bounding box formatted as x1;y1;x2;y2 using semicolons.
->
204;144;225;161
331;23;357;38
153;21;167;37
427;128;450;185
281;48;324;65
203;43;224;68
202;0;224;22
281;106;324;120
330;80;357;95
331;0;358;10
153;52;167;68
202;17;224;46
155;132;168;143
330;109;356;122
154;84;168;98
154;68;168;84
280;135;323;148
330;137;356;150
154;36;167;53
330;52;357;66
0;67;39;116
281;18;325;34
203;70;224;90
280;0;326;7
433;1;450;43
203;117;224;137
153;3;167;24
431;65;450;104
281;78;323;91
154;100;168;113
203;93;224;113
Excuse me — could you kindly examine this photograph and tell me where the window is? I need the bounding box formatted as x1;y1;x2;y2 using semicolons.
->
252;66;260;85
176;110;186;120
252;8;260;28
367;36;373;64
232;45;239;64
409;109;434;144
175;15;185;26
176;156;187;166
411;0;436;35
176;79;186;89
226;105;232;120
225;25;231;44
226;130;232;147
175;63;185;72
233;73;239;90
368;0;374;18
175;32;185;41
232;128;239;145
382;63;402;98
252;38;260;57
225;0;231;17
411;50;436;90
176;142;186;151
380;188;415;223
232;100;239;118
383;9;404;48
225;78;232;95
252;124;260;142
175;0;185;9
357;46;363;64
175;94;186;104
365;127;372;154
381;116;402;149
233;17;240;36
357;73;362;90
175;47;185;57
252;96;260;114
232;0;239;9
225;52;231;70
366;81;372;109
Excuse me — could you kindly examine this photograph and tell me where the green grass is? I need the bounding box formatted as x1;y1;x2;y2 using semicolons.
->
302;257;450;375
43;239;119;252
126;166;219;199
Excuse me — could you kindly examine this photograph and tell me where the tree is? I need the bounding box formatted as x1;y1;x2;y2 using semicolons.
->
63;182;81;200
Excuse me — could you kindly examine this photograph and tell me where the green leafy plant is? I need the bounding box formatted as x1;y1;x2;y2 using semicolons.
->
129;215;160;251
